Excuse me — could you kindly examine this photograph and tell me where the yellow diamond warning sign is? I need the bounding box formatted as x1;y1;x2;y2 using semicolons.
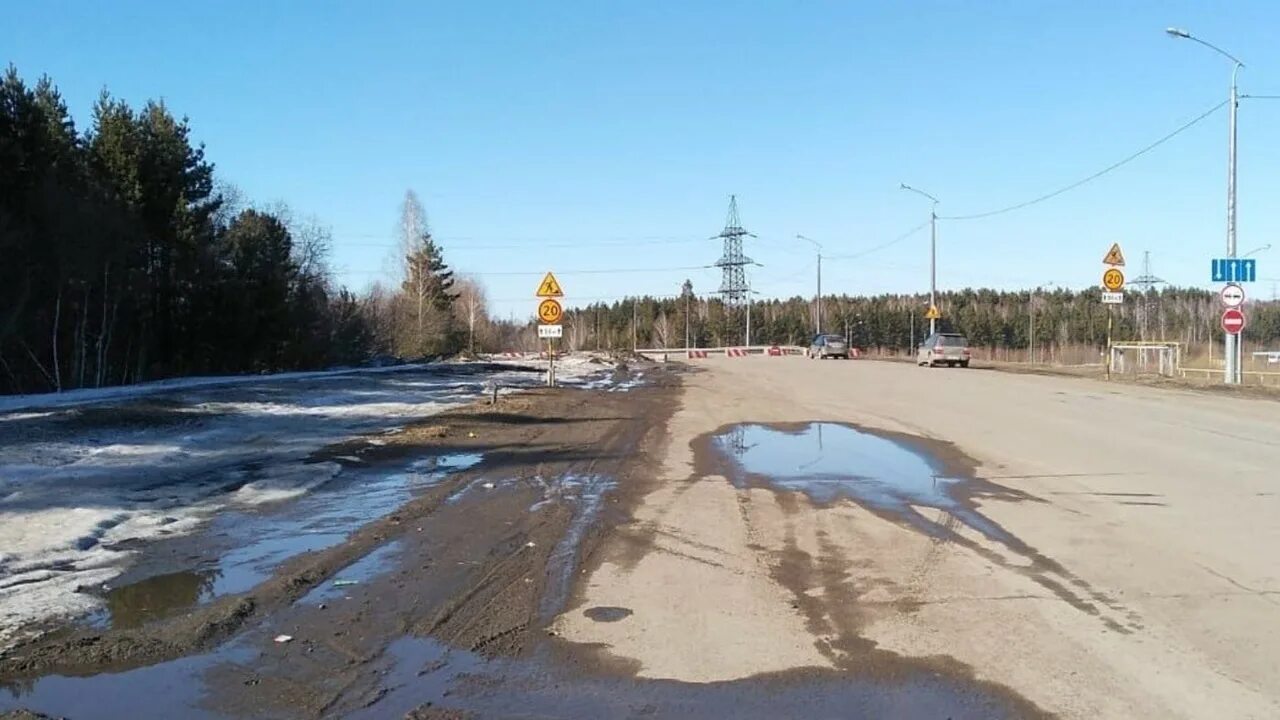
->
924;305;941;320
1102;243;1126;267
535;272;563;298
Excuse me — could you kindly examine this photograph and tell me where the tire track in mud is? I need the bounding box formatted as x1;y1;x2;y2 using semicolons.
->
696;420;1143;639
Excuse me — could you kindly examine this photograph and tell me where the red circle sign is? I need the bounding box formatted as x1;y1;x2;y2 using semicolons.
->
1221;308;1246;335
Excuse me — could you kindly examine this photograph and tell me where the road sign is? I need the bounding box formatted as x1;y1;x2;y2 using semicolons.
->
536;272;564;297
1221;308;1246;335
537;324;563;338
537;298;563;324
1102;268;1125;292
1103;243;1126;266
1211;258;1257;283
924;305;941;320
1101;291;1124;304
1221;284;1246;308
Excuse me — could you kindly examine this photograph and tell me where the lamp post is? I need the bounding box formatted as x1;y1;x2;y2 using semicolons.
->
900;184;940;334
1167;26;1244;384
795;234;823;335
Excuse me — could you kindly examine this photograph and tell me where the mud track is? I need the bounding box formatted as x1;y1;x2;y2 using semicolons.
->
0;366;679;709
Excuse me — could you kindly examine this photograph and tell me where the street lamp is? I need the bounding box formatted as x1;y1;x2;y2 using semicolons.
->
1166;26;1245;384
1243;244;1271;258
795;234;823;335
900;184;940;334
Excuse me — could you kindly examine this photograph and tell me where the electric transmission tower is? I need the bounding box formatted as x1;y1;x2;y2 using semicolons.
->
713;196;754;344
1130;250;1166;340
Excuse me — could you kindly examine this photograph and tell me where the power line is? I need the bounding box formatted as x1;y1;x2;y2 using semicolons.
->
823;220;931;261
337;263;716;277
938;99;1228;221
330;235;713;250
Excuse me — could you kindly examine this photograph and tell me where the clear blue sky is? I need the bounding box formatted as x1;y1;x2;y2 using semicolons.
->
7;1;1280;319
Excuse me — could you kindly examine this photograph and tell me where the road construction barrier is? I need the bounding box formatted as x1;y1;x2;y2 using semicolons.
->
636;346;806;360
767;346;783;356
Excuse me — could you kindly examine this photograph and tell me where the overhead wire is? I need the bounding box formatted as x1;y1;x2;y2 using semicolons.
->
938;99;1228;221
823;220;931;261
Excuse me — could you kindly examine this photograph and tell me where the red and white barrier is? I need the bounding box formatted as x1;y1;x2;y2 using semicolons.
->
726;348;749;357
687;350;708;359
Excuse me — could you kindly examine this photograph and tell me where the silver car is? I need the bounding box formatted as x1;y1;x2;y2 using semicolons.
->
917;332;970;368
809;334;849;359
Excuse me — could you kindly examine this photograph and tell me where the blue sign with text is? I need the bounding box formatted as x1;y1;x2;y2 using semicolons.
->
1211;258;1257;283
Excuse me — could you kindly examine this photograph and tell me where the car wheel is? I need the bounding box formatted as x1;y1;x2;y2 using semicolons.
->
960;360;970;368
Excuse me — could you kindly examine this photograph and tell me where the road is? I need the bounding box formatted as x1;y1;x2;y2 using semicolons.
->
3;356;1278;719
555;357;1280;719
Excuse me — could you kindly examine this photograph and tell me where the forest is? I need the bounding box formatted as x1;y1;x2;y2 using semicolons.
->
0;67;472;395
548;285;1280;362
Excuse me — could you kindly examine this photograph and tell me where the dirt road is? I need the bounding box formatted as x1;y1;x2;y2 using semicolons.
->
555;357;1280;719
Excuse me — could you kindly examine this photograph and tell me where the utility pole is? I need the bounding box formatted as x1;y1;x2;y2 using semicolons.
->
795;235;823;335
1167;27;1243;383
682;279;693;349
1029;293;1035;364
632;297;638;352
901;184;941;334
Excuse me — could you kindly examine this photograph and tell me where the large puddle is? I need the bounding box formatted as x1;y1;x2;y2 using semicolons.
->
0;632;1039;719
710;422;1024;543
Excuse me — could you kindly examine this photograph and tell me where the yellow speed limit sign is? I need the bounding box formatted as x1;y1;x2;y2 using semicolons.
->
537;298;563;324
1102;268;1125;292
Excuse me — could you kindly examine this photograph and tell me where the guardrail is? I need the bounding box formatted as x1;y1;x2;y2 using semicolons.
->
1178;366;1280;385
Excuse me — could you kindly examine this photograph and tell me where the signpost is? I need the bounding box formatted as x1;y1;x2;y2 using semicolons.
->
1102;244;1126;379
537;298;563;324
1211;258;1257;283
1220;284;1245;308
1103;243;1126;267
924;305;941;321
536;272;564;386
1221;308;1246;336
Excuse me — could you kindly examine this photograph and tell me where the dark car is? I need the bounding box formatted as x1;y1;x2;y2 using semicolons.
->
917;333;971;368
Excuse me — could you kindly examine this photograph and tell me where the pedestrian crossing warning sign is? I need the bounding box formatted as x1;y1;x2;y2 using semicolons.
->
1102;243;1125;267
535;272;563;298
925;305;941;320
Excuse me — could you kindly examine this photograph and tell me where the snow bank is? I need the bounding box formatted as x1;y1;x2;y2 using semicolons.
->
0;358;628;648
0;363;429;414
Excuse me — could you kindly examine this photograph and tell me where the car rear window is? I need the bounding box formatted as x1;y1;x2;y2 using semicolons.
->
825;335;845;343
939;335;968;346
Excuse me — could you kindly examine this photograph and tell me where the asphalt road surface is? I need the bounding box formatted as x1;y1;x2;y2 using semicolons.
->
556;356;1280;719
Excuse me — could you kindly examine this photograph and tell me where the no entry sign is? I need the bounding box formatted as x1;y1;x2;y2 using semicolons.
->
1221;308;1247;335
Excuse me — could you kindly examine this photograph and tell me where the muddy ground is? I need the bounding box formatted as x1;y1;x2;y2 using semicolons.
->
0;365;679;718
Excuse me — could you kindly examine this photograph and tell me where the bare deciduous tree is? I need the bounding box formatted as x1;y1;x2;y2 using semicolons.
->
454;276;490;355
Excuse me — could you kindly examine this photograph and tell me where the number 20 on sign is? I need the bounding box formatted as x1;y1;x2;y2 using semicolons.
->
537;298;563;324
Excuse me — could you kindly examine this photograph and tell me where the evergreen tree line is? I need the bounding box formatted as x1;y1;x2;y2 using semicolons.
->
0;68;478;395
545;285;1280;357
